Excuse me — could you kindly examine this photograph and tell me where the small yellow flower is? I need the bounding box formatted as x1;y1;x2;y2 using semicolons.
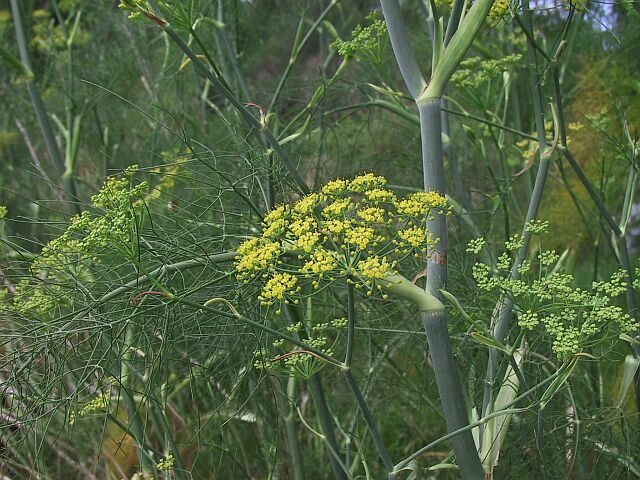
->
396;191;449;217
345;226;375;250
348;173;387;192
264;204;289;225
365;188;397;204
322;178;349;195
289;218;316;237
322;198;352;218
261;273;298;300
324;218;352;235
235;238;281;273
398;225;430;248
294;231;321;252
302;249;338;275
358;256;393;279
293;193;322;215
358;206;386;223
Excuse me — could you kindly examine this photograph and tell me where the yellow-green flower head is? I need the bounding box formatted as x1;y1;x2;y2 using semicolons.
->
11;170;148;315
488;0;509;19
234;173;448;306
294;231;322;253
358;255;392;280
322;197;353;218
261;273;298;301
322;178;349;196
345;226;376;250
365;188;397;204
398;225;431;248
347;172;387;192
264;204;290;224
302;248;339;276
358;206;386;223
235;238;281;273
325;218;352;235
293;193;323;215
396;191;449;217
289;217;316;237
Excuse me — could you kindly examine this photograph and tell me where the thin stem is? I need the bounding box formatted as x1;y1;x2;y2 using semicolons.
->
395;365;564;470
283;304;348;480
172;295;343;367
268;0;338;116
309;375;349;480
483;0;551;432
151;17;310;194
345;281;356;367
343;370;394;475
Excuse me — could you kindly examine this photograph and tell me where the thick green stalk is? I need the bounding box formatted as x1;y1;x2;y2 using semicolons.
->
420;99;484;479
378;273;483;478
380;1;492;473
379;0;426;99
419;0;496;101
421;308;484;479
395;364;565;471
419;101;447;291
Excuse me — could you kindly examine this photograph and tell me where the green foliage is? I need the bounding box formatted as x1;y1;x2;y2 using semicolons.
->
331;10;387;62
1;1;640;479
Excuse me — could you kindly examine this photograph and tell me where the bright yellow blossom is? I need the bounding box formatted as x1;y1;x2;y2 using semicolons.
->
359;256;393;279
345;226;375;250
322;178;349;195
261;273;298;301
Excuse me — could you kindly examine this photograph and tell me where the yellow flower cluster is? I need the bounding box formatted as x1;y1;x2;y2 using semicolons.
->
398;225;430;248
345;226;376;250
260;273;299;301
359;256;392;280
396;191;450;217
365;188;397;204
235;238;281;275
325;218;352;235
293;193;322;214
348;172;387;192
322;178;349;195
302;249;338;276
488;0;509;19
235;172;449;306
358;206;386;223
322;197;353;217
69;392;111;426
295;231;321;253
156;454;175;471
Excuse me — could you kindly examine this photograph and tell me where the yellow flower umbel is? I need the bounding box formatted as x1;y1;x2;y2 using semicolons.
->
234;173;449;305
260;273;299;304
